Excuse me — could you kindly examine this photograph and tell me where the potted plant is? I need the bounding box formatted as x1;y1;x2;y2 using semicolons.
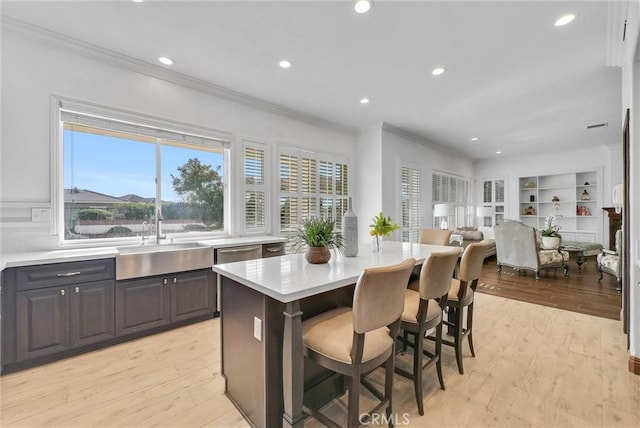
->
541;215;561;249
293;217;344;264
369;212;400;252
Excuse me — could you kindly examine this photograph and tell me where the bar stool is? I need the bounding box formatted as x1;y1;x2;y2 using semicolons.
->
442;241;490;374
395;248;460;415
301;258;415;428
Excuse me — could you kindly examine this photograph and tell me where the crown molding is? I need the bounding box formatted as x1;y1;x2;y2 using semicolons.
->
381;122;472;162
2;16;355;137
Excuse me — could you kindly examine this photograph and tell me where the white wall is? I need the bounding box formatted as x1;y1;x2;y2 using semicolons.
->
354;125;383;243
380;129;475;240
474;145;614;244
0;24;356;253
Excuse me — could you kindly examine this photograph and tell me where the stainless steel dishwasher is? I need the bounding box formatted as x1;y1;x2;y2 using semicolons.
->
214;245;263;314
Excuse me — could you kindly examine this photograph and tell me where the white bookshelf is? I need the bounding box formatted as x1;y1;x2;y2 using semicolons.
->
518;170;600;243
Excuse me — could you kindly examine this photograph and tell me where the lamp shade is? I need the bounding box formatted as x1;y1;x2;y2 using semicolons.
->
476;207;492;217
433;203;454;217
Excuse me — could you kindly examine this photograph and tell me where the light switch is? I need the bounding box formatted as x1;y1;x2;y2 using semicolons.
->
253;317;262;341
31;208;51;222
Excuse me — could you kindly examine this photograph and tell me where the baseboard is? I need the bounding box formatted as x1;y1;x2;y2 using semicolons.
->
628;355;640;375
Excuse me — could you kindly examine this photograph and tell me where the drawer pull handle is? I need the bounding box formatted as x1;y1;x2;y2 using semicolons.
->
60;289;65;296
57;271;81;277
265;247;282;253
218;246;262;254
75;287;80;293
173;277;177;284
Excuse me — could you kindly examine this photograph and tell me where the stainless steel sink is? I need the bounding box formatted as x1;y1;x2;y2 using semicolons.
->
116;242;213;280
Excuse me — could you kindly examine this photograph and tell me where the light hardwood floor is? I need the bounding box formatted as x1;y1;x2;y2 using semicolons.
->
1;293;639;427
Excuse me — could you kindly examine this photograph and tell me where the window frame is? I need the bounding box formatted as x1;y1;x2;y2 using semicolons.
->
431;170;473;229
53;96;232;246
481;177;506;226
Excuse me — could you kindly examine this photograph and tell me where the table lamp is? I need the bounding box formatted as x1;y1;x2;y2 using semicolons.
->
433;203;454;230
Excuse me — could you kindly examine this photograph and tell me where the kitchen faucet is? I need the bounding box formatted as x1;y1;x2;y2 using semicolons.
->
155;208;165;243
141;221;149;242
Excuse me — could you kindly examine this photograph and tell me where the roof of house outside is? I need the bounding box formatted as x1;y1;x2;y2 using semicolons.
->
64;188;128;205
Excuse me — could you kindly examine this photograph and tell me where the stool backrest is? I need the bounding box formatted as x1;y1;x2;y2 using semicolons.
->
419;229;452;246
352;258;415;334
418;248;461;300
458;242;491;282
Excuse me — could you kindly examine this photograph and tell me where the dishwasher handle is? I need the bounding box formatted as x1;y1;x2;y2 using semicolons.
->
217;246;262;254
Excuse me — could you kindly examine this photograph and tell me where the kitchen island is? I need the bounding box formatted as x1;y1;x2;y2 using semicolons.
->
212;241;456;428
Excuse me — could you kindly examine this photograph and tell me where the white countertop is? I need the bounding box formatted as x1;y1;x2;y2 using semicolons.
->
212;242;458;303
0;235;287;271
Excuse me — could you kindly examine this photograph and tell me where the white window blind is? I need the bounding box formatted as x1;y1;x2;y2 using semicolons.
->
401;166;421;243
278;148;350;237
244;143;267;232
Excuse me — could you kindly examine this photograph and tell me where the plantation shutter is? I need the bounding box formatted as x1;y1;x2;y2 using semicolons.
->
401;166;421;243
279;153;299;235
244;143;267;231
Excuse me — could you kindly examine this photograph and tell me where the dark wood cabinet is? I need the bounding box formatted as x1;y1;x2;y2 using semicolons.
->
70;280;115;347
16;286;69;361
9;260;116;367
170;269;215;323
116;269;214;337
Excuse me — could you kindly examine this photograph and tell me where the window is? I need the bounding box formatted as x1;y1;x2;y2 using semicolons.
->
401;166;421;242
432;171;472;229
243;142;267;233
482;178;505;226
60;106;229;243
278;148;349;238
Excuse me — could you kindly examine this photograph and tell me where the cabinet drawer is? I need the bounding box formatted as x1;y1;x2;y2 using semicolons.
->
16;259;115;291
262;243;285;258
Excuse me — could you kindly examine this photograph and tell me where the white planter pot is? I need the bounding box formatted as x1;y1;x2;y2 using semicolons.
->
541;236;561;250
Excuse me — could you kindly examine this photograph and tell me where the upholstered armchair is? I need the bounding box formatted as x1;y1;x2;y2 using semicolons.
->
494;220;569;280
597;229;622;290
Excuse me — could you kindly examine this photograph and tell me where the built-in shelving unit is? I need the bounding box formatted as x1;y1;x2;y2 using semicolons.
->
519;170;601;243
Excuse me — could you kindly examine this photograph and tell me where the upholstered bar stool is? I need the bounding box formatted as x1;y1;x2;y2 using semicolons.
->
301;258;415;428
441;241;490;374
395;248;460;416
419;229;452;246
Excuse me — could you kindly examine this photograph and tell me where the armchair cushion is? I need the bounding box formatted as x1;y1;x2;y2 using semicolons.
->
539;250;570;266
597;253;618;273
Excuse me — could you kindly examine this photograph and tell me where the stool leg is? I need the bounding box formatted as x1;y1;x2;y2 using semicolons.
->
384;354;394;428
413;331;425;416
454;306;464;374
348;368;361;428
435;320;445;390
467;302;475;358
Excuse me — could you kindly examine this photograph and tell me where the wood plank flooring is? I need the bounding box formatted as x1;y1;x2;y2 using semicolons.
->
476;255;622;320
2;292;638;427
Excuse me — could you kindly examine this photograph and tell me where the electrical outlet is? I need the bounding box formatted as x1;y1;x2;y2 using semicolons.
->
31;208;51;222
253;317;262;341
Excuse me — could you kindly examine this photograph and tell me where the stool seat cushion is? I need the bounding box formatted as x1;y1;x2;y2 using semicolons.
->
303;307;392;364
400;289;442;324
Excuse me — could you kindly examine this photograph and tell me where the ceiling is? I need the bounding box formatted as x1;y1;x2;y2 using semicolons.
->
1;0;623;160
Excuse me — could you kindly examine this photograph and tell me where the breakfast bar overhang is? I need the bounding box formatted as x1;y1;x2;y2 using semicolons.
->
212;242;455;428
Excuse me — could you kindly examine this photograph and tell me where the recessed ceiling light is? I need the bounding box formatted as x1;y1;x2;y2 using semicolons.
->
471;137;479;141
132;0;144;3
354;0;372;14
158;57;173;65
555;14;575;27
279;59;292;69
360;98;370;104
496;151;502;154
432;67;446;76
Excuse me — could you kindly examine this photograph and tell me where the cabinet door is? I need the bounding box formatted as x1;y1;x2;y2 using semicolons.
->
115;277;170;336
170;270;215;322
70;280;115;347
16;287;69;361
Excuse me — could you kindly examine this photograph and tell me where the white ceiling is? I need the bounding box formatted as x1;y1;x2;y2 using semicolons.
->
2;0;623;160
